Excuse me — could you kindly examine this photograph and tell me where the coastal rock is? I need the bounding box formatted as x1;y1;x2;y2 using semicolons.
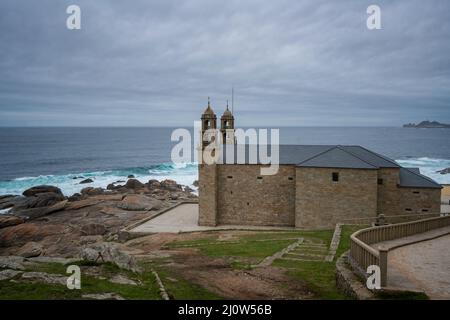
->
117;194;162;211
0;269;23;281
81;187;104;196
79;178;94;184
184;186;194;193
147;179;160;188
192;180;199;187
127;175;135;179
109;274;138;286
0;215;24;229
12;200;68;220
81;223;106;236
17;241;43;258
13;192;66;210
23;185;63;197
68;193;82;202
160;179;182;191
80;242;139;272
0;223;68;247
437;167;450;175
0;256;26;270
125;179;144;190
21;271;67;285
0;195;20;210
80;235;104;245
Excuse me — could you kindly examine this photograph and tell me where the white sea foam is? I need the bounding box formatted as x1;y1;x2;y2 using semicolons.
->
0;162;199;198
396;157;450;184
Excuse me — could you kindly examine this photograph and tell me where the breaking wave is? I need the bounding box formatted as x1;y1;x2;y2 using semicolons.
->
0;162;199;197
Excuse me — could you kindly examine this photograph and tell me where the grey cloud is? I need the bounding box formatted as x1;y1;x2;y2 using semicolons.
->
0;0;449;126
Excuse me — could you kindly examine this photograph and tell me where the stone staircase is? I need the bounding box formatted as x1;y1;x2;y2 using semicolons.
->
279;239;328;262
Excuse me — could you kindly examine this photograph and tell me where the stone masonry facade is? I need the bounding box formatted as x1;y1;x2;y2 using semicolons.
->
199;164;441;229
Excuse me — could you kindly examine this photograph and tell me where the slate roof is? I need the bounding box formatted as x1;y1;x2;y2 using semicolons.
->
215;144;441;188
399;167;442;189
297;146;377;169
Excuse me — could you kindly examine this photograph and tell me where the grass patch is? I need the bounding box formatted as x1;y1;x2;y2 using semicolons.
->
0;261;161;300
272;259;347;300
140;261;222;300
335;225;369;260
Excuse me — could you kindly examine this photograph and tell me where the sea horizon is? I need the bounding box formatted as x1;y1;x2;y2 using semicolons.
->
1;126;450;199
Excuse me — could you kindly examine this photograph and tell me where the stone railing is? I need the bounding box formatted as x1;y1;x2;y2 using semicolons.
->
349;215;450;287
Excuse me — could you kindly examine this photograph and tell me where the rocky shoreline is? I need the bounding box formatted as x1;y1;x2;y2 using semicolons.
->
0;178;197;258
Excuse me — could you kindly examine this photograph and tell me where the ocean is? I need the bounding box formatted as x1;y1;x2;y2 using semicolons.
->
0;127;449;198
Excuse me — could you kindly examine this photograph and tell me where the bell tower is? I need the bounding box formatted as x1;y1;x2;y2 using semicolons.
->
220;101;235;144
201;97;217;148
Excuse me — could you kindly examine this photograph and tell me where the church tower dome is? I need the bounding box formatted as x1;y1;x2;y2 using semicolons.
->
200;97;217;148
220;101;235;144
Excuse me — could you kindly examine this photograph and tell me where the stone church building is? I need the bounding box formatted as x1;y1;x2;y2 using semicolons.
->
198;102;442;229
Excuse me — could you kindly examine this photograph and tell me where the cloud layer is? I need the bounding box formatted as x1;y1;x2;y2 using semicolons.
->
1;0;449;126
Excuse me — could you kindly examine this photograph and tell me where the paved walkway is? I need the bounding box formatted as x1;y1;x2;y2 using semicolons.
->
377;228;450;299
130;203;296;233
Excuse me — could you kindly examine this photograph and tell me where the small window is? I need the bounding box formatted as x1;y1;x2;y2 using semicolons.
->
422;209;429;212
247;202;250;206
288;177;294;181
377;179;383;185
405;208;412;212
413;191;420;194
227;176;233;179
230;191;233;195
257;176;263;180
332;172;339;182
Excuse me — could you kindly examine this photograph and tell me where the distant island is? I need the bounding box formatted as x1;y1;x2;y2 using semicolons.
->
403;120;450;128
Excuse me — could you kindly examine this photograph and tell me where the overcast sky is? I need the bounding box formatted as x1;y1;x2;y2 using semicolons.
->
0;0;449;127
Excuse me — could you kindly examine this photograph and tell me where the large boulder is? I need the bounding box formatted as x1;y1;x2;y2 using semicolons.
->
12;200;68;220
437;167;450;175
79;178;94;184
0;195;20;210
81;187;104;196
192;180;199;187
160;179;182;191
23;185;63;197
17;241;43;258
80;242;139;272
125;179;144;190
117;194;162;211
15;192;66;209
0;215;24;229
0;223;68;247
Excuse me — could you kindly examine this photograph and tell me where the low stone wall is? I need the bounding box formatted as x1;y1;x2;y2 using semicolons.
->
335;251;374;300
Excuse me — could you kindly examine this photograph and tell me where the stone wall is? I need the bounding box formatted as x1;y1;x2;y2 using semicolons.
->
376;168;400;217
198;164;218;226
216;165;296;226
295;167;378;229
199;163;441;228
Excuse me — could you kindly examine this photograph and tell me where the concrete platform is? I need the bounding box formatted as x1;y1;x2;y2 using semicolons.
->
129;203;296;234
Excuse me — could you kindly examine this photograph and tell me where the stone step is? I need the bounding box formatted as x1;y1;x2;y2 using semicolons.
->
279;257;324;262
284;252;326;258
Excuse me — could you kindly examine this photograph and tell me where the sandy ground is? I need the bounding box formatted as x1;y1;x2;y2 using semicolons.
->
386;234;450;299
